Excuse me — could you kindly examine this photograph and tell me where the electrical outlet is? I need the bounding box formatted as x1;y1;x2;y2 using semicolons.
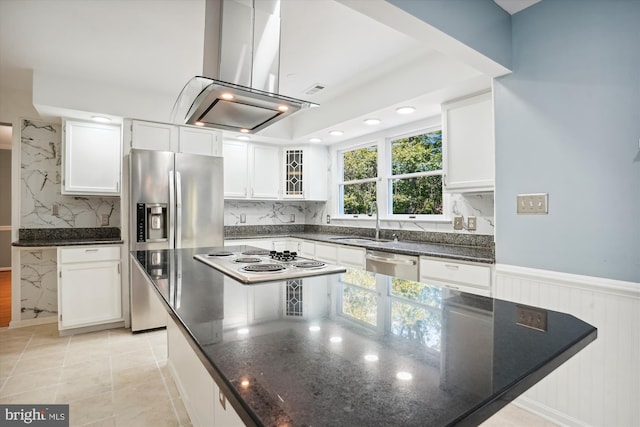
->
290;214;295;223
453;216;463;230
240;214;246;224
467;216;477;231
516;305;548;331
52;203;59;216
326;215;331;224
517;193;548;214
101;214;109;226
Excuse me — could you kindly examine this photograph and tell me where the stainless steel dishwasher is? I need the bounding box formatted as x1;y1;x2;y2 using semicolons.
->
365;250;418;281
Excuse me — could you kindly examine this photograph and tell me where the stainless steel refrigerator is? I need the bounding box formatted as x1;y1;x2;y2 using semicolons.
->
129;149;224;331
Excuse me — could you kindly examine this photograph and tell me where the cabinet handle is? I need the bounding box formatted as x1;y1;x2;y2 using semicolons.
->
445;284;460;290
444;264;460;270
85;249;99;252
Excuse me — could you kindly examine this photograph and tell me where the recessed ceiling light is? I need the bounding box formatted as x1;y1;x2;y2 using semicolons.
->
91;116;111;123
364;118;381;125
195;121;205;127
396;106;415;115
329;130;344;136
221;93;234;100
309;137;322;143
240;128;250;133
277;105;289;112
237;136;250;141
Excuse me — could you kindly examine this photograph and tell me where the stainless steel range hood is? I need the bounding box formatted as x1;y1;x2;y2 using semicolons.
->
171;0;314;134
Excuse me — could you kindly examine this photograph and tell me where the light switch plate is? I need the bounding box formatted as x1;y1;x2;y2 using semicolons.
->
101;214;109;226
453;216;463;230
517;193;548;214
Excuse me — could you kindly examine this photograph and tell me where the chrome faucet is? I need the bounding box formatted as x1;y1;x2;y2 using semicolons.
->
368;201;380;240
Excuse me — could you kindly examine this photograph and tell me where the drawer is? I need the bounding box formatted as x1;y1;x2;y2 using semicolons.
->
59;246;121;263
337;246;365;268
419;257;491;288
315;243;337;263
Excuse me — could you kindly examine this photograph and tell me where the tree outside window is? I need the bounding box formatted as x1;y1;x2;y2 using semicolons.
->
390;130;443;215
340;145;377;215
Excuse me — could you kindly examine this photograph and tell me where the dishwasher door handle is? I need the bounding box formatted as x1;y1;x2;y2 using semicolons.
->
365;254;417;266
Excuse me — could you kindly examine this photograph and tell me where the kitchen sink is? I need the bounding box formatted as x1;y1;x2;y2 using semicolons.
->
330;236;392;244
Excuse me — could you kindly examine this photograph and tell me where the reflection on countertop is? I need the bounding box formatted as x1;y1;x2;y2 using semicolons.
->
133;246;596;427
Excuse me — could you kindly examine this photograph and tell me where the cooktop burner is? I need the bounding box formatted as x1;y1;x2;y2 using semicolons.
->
234;257;262;263
207;251;234;257
241;264;286;272
241;249;271;256
291;261;326;269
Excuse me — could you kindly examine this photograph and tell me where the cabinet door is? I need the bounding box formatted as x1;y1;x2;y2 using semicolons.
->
223;141;249;198
215;385;245;427
131;120;178;151
59;260;122;329
63;120;121;195
283;148;304;198
315;242;338;263
442;92;494;192
250;145;280;199
179;127;222;156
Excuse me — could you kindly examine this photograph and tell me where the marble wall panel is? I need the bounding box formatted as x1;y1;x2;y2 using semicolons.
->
20;119;120;228
20;249;57;320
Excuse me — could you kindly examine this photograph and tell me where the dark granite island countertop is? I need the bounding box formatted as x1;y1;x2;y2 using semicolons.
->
133;246;596;427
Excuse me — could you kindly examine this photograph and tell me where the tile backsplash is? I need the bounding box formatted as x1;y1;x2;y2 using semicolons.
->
20;119;120;228
226;193;494;236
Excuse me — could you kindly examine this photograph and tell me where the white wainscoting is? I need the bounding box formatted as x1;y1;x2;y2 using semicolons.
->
494;265;640;427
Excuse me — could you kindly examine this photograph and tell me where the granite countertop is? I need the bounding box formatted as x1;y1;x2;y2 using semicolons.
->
133;246;596;427
226;230;495;263
12;228;123;247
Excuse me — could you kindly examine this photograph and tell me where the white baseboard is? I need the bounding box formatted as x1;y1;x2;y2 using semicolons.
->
514;396;587;427
9;316;57;329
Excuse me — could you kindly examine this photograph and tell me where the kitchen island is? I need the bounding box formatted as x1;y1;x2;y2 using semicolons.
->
132;246;596;427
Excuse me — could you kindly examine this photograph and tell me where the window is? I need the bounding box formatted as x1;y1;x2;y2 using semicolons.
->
337;127;443;218
338;144;377;215
389;130;443;215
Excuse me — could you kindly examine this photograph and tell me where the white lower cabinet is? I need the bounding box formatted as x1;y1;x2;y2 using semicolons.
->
337;246;365;269
167;316;244;427
57;246;123;330
419;256;492;296
314;242;337;263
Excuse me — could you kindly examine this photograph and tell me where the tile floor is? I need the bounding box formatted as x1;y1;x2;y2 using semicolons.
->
1;323;556;427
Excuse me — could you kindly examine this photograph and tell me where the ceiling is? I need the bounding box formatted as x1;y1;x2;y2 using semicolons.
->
0;0;539;146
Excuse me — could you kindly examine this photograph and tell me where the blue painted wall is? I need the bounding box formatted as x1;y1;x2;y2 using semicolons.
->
494;0;640;282
387;0;512;69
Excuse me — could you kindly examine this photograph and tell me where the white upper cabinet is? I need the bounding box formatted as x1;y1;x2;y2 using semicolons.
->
131;120;178;152
130;120;221;156
282;145;328;200
251;144;280;199
178;126;222;156
223;141;280;199
442;92;494;193
63;120;121;195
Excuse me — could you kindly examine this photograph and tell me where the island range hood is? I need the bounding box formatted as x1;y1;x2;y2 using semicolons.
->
171;0;314;134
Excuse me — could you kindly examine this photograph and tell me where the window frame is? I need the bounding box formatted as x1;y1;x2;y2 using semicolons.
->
385;125;444;219
334;122;445;221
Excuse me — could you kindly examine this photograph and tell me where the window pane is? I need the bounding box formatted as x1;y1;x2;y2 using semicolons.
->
391;130;442;175
342;285;377;326
391;300;441;351
392;175;443;215
341;269;376;290
342;182;376;215
391;278;442;308
342;145;377;181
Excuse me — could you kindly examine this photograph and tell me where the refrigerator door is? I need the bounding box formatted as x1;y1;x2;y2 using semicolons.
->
130;149;175;251
175;153;224;248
